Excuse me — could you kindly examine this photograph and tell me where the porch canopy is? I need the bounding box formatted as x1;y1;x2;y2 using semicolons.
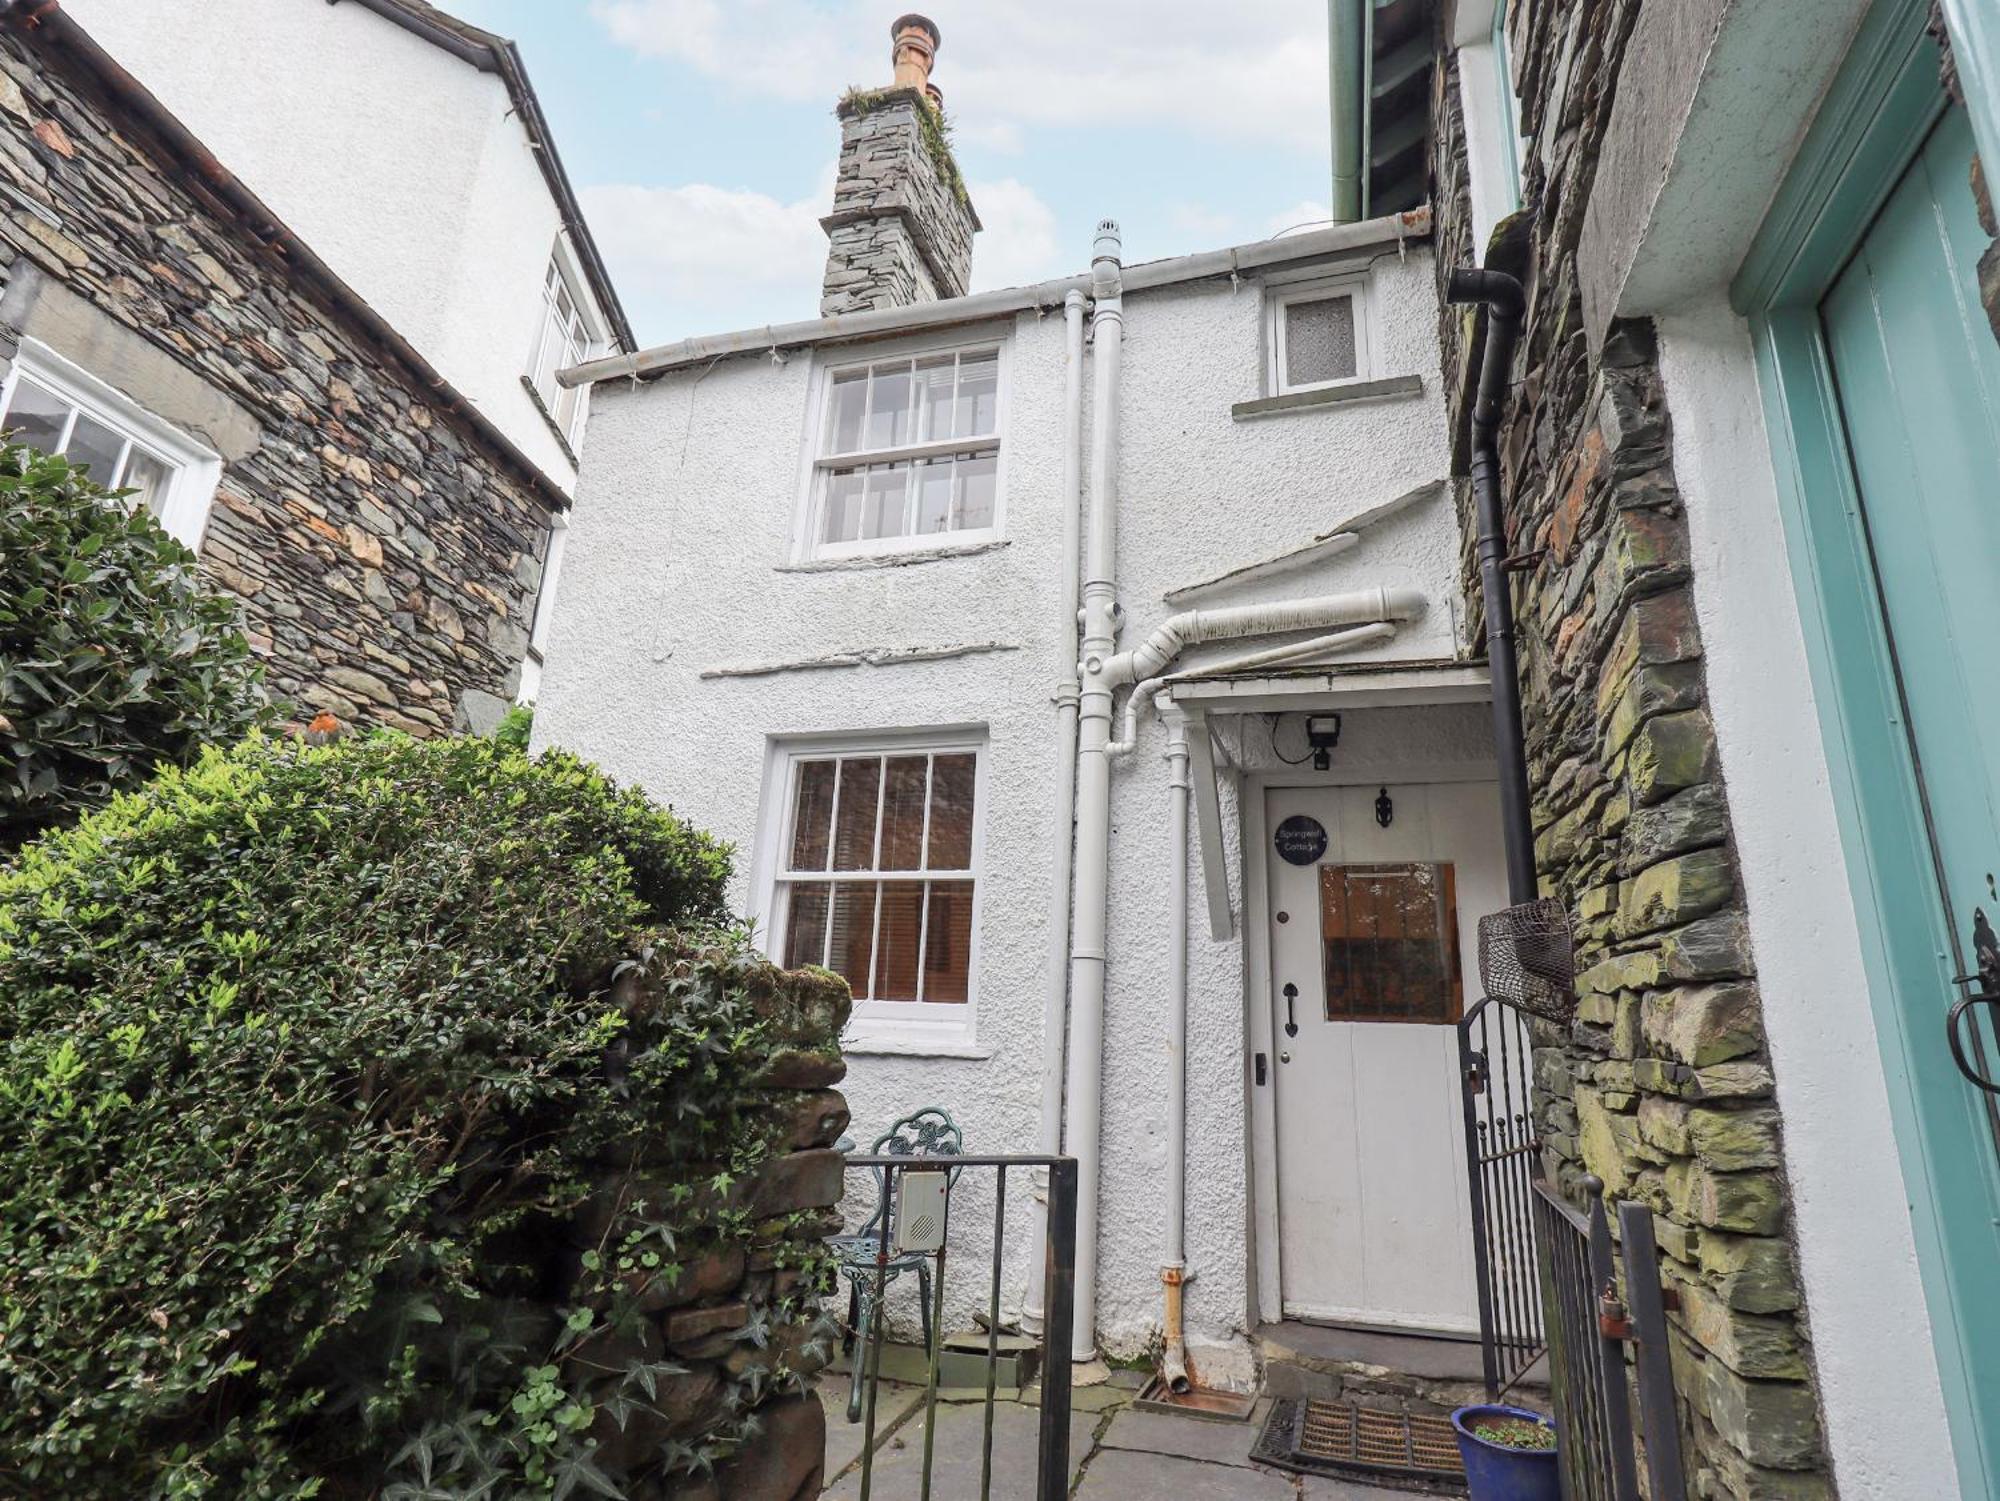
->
1165;658;1493;939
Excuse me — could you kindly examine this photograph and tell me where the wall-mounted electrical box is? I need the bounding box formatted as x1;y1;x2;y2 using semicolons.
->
894;1170;950;1253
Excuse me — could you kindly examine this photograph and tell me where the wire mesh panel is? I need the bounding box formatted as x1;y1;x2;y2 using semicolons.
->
1478;898;1578;1024
1458;996;1546;1395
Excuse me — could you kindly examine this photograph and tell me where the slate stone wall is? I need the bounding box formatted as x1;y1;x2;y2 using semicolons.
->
0;27;552;737
820;88;977;317
580;956;851;1501
1427;5;1833;1497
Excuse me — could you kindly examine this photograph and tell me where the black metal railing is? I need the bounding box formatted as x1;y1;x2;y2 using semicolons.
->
1458;995;1546;1395
841;1153;1077;1501
1531;1170;1687;1501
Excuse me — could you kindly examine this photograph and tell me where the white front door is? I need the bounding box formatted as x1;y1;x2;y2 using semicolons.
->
1266;780;1501;1332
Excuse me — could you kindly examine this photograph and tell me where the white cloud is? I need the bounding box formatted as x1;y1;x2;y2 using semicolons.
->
577;178;828;335
579;168;1060;340
966;178;1060;291
587;0;1330;147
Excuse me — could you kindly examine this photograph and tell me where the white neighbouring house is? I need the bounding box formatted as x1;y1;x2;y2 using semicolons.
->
62;0;631;706
535;17;1507;1389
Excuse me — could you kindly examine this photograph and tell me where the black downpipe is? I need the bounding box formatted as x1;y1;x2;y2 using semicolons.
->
1448;268;1537;905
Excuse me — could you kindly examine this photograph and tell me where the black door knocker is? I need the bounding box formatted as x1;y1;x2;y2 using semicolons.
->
1375;786;1394;827
1283;981;1299;1038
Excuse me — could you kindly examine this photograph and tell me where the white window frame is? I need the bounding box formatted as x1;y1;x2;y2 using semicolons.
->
756;729;988;1050
525;237;607;451
1265;275;1375;396
0;338;221;550
1453;0;1528;249
793;334;1010;564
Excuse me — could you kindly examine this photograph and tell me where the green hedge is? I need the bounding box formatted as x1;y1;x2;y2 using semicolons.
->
0;441;270;853
0;733;802;1498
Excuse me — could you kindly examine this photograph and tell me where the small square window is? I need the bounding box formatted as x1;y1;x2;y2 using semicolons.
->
1267;281;1373;396
802;344;1004;560
768;740;983;1041
1285;295;1358;387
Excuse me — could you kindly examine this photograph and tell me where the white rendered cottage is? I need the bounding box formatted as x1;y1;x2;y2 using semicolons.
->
535;17;1510;1390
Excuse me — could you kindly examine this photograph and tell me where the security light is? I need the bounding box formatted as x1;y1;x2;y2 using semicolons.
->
1306;713;1342;771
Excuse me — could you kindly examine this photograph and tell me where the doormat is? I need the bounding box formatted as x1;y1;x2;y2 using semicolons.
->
1250;1397;1467;1496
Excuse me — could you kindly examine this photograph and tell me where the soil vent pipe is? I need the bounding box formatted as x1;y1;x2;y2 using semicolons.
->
1064;220;1127;1364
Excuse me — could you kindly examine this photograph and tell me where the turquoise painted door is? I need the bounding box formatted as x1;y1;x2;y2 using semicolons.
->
1820;103;2000;1470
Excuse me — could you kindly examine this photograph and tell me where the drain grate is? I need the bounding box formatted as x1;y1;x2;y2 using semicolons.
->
1251;1397;1467;1495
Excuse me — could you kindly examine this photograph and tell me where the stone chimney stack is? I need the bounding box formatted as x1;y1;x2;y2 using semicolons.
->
819;14;980;317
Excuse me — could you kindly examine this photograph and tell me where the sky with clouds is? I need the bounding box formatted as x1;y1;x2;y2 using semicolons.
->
447;0;1337;349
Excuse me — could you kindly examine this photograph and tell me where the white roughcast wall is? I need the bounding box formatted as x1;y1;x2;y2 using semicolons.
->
65;0;582;490
535;241;1461;1381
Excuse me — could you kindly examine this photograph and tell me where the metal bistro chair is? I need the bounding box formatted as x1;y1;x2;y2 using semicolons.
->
830;1107;963;1423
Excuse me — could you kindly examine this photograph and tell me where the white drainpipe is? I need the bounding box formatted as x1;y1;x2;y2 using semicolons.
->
1022;288;1089;1337
1107;621;1400;757
1065;220;1126;1363
1160;707;1192;1392
1106;588;1426;688
1062;217;1428;1361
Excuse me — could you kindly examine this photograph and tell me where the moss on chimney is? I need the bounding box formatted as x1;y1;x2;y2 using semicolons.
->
837;84;969;208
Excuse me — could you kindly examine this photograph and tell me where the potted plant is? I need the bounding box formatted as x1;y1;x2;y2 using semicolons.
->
1449;1404;1559;1501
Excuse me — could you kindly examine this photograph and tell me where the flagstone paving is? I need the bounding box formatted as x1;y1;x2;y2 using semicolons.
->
820;1379;1438;1499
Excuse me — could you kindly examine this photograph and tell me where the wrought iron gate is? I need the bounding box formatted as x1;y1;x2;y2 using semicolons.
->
840;1152;1077;1501
1531;1170;1687;1501
1457;994;1547;1394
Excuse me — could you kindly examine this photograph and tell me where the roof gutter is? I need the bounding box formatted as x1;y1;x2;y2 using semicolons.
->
329;0;635;352
1;0;571;511
564;207;1431;388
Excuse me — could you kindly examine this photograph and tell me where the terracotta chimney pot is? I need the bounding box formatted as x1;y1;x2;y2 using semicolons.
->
891;13;940;95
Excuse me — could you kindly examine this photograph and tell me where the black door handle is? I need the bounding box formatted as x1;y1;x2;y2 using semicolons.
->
1947;992;2000;1094
1254;1052;1268;1086
1282;982;1299;1038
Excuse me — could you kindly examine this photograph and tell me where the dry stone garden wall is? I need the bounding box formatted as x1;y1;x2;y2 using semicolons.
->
0;22;553;736
1428;5;1831;1496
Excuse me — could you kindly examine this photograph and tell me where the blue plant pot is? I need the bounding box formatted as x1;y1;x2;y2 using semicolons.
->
1450;1404;1560;1501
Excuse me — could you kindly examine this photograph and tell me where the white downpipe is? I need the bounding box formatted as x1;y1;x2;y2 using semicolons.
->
1160;709;1191;1393
1022;288;1089;1337
1064;216;1423;1355
1105;621;1400;756
1065;220;1125;1364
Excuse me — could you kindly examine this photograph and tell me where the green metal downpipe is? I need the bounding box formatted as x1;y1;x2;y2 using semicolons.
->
1327;0;1367;221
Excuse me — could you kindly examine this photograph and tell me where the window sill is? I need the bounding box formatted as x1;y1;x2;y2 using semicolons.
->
519;375;582;466
842;1033;994;1060
779;537;1010;573
1231;374;1425;421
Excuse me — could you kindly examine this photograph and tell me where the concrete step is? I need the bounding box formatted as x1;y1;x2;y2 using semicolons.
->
1257;1320;1548;1413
